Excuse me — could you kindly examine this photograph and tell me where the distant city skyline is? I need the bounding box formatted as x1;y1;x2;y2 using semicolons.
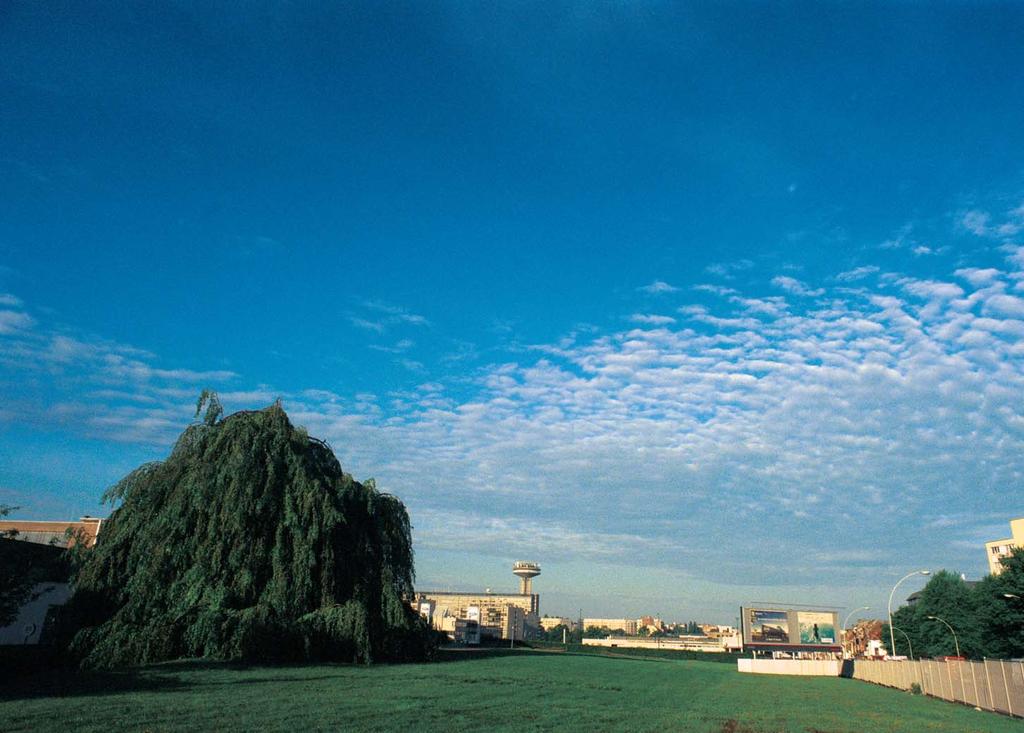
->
3;3;1024;621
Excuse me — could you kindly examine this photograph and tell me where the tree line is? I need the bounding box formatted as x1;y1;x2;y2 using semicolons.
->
884;548;1024;660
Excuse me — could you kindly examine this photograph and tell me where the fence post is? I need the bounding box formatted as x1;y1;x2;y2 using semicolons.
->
959;660;967;703
946;659;954;702
983;659;991;708
971;661;980;707
1019;662;1024;715
1002;660;1014;717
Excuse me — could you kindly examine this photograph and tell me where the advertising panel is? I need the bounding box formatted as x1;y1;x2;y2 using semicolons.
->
740;607;841;649
797;611;835;645
748;609;789;643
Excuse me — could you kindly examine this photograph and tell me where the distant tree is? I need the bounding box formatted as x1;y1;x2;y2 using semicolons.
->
584;625;609;639
540;623;583;644
52;397;434;669
542;624;570;642
975;547;1024;659
884;570;984;659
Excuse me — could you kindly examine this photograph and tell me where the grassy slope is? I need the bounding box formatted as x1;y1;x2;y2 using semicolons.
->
2;650;1018;733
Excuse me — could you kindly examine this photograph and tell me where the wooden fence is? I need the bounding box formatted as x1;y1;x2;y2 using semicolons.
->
851;658;1024;717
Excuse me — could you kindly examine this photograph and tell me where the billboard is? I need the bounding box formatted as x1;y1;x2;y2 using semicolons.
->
741;607;840;649
749;610;789;643
797;611;835;645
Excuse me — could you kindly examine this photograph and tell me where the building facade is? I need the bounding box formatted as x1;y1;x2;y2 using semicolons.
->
414;590;539;641
583;618;638;635
540;616;575;632
985;518;1024;575
0;516;104;548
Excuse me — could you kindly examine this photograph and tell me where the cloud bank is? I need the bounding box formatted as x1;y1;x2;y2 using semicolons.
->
4;243;1024;602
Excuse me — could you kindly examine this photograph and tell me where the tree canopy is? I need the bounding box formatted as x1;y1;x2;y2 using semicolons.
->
55;395;434;668
885;551;1024;660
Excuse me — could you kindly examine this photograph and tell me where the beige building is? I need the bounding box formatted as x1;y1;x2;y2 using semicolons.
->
0;516;104;548
700;624;738;639
540;616;574;632
584;618;638;635
414;591;538;641
414;562;541;641
985;518;1024;575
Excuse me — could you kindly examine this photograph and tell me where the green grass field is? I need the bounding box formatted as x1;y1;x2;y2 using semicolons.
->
2;649;1019;732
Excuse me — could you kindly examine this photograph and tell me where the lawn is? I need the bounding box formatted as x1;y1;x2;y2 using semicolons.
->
1;649;1019;732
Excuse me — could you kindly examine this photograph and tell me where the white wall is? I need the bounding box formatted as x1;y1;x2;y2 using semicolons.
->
737;658;843;676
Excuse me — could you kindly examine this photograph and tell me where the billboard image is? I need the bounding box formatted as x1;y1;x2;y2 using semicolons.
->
797;611;836;645
748;609;789;643
741;607;841;649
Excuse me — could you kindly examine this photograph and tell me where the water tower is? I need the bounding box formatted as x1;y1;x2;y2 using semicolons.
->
513;561;541;595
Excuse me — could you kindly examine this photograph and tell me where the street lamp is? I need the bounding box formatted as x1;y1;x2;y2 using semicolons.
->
842;606;870;659
892;626;914;660
926;615;961;658
1003;593;1021;600
888;570;930;659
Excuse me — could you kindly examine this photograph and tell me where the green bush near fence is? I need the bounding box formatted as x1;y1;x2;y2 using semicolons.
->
2;651;1021;732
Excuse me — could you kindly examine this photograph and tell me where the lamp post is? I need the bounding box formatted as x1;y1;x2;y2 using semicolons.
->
888;570;930;659
842;606;870;659
892;626;914;660
1003;593;1021;600
926;615;961;658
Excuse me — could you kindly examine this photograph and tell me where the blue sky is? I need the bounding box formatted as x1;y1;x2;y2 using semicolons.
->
3;2;1024;621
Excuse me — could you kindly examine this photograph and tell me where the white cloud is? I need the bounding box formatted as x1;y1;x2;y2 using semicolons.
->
960;202;1024;240
899;279;964;301
961;210;991;236
629;313;676;326
692;284;737;296
349;316;385;333
954;268;1002;287
983;294;1024;318
0;310;35;334
771;276;824;297
638;280;679;294
0;294;22;307
9;247;1024;595
706;259;754;278
369;339;414;353
835;266;879;282
348;300;430;333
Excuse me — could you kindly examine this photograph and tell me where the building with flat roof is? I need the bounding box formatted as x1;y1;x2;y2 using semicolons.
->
0;516;104;548
413;562;541;641
584;618;638;635
985;518;1024;575
415;591;536;640
540;616;575;632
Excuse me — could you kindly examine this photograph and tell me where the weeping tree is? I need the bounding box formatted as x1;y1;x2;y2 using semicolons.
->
55;392;434;669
